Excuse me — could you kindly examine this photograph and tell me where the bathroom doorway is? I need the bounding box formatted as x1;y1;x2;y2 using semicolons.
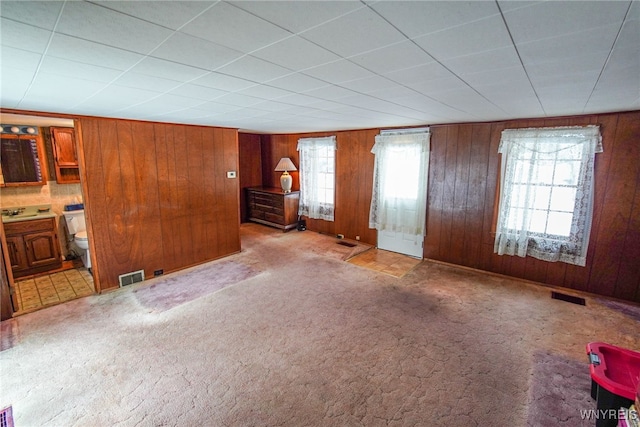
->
1;112;94;316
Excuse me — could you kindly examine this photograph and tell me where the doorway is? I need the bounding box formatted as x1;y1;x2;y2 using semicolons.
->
1;112;92;316
369;130;430;258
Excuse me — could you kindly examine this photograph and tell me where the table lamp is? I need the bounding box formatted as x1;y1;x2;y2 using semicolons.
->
275;157;297;193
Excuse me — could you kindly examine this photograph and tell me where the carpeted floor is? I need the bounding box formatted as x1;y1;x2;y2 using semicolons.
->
1;223;639;426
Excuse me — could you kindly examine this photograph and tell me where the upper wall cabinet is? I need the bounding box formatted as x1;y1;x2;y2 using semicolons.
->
0;125;47;186
51;127;80;184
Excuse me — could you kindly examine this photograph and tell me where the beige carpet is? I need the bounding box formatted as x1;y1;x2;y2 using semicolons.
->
1;222;639;426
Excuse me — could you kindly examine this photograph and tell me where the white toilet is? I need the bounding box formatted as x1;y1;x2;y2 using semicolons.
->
63;209;91;270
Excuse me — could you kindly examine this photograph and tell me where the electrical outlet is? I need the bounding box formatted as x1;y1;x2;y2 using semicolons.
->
337;234;344;239
355;236;360;241
154;269;164;277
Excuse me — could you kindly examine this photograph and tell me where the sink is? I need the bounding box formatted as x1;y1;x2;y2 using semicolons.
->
1;206;54;223
10;213;38;218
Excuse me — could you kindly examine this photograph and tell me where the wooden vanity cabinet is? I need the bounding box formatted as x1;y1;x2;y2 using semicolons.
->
4;217;62;278
51;127;80;183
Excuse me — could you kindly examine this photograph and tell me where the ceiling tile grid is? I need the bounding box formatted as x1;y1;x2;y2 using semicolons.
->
0;0;637;133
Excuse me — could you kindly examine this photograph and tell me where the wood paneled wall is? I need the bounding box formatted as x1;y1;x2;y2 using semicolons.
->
264;130;378;242
238;133;263;223
425;111;640;303
262;111;640;303
79;118;240;291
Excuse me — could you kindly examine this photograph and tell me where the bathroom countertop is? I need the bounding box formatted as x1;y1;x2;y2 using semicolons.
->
1;204;57;224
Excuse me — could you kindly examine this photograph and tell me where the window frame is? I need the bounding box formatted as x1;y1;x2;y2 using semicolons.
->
493;125;602;266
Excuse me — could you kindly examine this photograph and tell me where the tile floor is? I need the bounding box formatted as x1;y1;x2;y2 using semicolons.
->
13;268;95;315
347;248;422;278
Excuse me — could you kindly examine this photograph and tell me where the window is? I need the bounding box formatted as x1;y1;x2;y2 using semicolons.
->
494;126;602;266
297;136;336;221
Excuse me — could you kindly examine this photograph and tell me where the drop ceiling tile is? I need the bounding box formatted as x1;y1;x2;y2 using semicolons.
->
383;61;455;86
233;1;364;34
517;24;622;67
503;1;630;44
496;1;543;14
152;33;244;71
215;93;265;108
413;15;512;61
303;60;375;84
459;66;530;88
93;1;216;30
339;75;399;93
385;94;466;120
216;56;291;83
265;73;328;92
1;46;42;72
26;73;110;104
129;57;209;82
0;1;64;30
76;85;164;111
168;84;229;101
195;101;244;114
301;8;405;58
251;36;340;71
251;101;296;113
350;41;434;74
370;1;501;39
365;85;420;101
0;18;52;53
39;56;123;84
236;85;293;100
180;2;291;53
301;85;358;101
441;47;522;77
274;93;323;107
0;67;35;107
191;72;257;92
606;20;640;68
119;93;206;116
56;1;174;54
526;54;606;88
46;34;144;70
113;72;182;93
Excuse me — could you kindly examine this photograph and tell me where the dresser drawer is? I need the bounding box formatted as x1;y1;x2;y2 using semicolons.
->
253;192;283;208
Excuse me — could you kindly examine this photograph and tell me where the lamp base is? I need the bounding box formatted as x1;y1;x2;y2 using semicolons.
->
280;172;292;193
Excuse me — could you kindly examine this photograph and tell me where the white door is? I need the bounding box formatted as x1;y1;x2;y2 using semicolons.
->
370;131;430;259
378;226;424;258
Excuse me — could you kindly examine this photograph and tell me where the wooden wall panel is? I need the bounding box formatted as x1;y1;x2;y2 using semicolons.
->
426;111;640;303
238;133;263;223
78;118;240;291
266;130;378;244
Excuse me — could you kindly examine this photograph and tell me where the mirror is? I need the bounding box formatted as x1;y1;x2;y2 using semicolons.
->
1;129;46;185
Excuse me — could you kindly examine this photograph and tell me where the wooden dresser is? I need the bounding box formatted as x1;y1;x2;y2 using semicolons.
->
247;187;300;231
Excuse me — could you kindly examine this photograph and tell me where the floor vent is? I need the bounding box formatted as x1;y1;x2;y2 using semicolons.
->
337;241;357;248
119;270;145;287
551;291;586;306
1;405;14;427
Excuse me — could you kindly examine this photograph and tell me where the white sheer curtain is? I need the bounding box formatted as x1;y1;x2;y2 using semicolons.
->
369;131;430;235
494;125;602;266
297;136;336;221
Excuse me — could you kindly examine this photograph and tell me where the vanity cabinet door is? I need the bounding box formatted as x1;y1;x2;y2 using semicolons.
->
5;235;28;272
24;231;61;268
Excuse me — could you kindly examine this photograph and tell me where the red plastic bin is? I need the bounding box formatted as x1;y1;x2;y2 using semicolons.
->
587;342;640;427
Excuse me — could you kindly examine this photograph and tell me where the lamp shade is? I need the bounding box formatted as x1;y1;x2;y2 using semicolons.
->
275;157;297;172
